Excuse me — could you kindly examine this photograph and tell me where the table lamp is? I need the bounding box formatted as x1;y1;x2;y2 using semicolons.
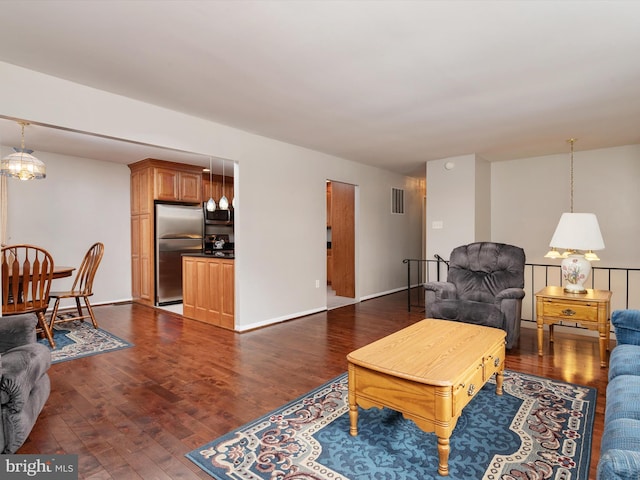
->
545;212;605;293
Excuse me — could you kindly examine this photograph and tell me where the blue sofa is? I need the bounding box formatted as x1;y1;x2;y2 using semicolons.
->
597;309;640;479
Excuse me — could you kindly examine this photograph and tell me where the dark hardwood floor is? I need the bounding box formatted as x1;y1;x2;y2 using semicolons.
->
19;291;608;479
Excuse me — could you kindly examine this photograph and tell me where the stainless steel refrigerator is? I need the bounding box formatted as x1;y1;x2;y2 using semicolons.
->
155;203;204;305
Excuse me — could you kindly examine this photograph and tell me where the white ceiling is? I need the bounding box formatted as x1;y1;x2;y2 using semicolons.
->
1;0;640;176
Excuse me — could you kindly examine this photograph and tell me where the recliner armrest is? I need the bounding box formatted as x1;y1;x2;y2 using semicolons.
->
0;345;51;412
424;282;458;300
495;288;525;302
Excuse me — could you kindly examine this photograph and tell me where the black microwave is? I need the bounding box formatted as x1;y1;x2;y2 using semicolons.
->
203;203;233;225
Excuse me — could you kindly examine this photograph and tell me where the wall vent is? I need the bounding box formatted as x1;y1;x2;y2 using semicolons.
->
391;188;404;214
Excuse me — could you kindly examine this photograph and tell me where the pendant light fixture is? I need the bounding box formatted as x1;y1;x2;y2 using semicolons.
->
219;158;229;210
206;156;216;212
1;122;46;180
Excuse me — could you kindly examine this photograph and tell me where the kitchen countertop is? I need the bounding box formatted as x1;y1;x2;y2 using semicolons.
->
182;252;235;260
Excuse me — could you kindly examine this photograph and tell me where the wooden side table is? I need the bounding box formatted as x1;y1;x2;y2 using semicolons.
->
535;286;612;367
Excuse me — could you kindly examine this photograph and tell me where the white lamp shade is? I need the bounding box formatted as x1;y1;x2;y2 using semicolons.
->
549;213;605;251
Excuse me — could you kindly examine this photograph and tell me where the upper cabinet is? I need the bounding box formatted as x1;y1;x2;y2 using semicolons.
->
155;166;202;203
130;158;204;204
202;173;234;208
130;167;151;215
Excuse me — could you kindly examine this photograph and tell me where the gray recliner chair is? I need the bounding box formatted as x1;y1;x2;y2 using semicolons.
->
1;313;51;453
424;242;526;349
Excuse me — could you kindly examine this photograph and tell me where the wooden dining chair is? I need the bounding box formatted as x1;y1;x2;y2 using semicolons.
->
1;244;56;348
48;242;104;329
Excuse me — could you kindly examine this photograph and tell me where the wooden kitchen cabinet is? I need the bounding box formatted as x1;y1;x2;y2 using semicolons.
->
155;167;202;202
129;158;205;306
202;173;234;207
130;167;151;215
182;255;234;329
130;213;152;302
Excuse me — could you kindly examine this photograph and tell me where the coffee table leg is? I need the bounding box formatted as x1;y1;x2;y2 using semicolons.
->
348;365;359;436
437;437;450;476
349;403;358;436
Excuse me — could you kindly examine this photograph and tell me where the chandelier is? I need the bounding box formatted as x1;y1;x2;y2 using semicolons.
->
1;122;46;181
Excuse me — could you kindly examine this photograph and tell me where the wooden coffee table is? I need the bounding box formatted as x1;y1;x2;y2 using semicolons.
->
347;319;506;476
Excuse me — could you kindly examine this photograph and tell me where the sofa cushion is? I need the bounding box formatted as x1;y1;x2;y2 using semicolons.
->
612;310;640;346
426;299;504;329
599;418;640;480
0;344;51;413
609;345;640;381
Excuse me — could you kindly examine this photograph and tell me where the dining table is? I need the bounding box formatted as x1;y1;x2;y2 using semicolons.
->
2;266;75;313
51;266;75;280
3;265;75;282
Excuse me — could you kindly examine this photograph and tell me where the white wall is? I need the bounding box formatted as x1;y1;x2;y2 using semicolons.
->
426;145;640;271
425;144;640;317
0;149;132;307
426;154;480;259
474;156;491;241
491;144;640;268
0;62;424;329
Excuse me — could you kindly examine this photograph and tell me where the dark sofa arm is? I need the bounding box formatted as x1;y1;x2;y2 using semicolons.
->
612;310;640;346
0;314;38;354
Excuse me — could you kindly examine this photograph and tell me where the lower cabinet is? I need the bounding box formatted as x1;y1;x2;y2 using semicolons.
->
182;256;234;330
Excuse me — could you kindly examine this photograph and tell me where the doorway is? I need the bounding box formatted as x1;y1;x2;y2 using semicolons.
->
326;180;356;309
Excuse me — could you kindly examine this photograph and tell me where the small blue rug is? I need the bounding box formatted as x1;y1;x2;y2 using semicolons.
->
38;320;133;364
186;370;596;480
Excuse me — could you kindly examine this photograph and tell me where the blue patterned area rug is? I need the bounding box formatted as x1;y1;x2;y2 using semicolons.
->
186;370;596;480
38;320;133;364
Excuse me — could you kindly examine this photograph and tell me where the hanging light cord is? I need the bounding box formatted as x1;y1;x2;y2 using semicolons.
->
19;122;27;151
568;138;576;213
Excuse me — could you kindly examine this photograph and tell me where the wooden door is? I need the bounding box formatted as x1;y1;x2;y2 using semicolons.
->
330;181;355;298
